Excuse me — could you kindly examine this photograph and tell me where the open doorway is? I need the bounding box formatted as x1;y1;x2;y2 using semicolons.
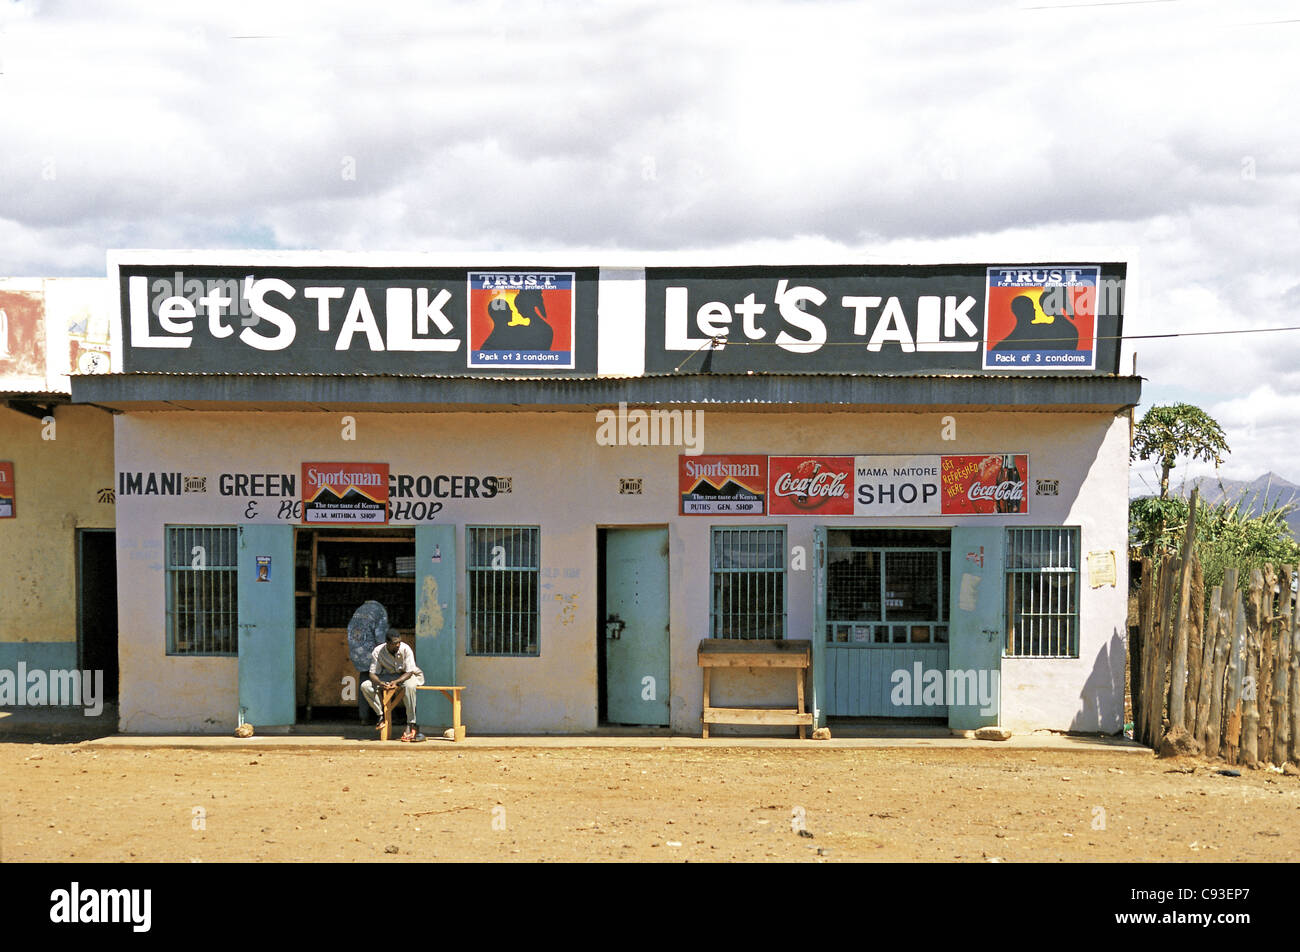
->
294;527;416;723
823;528;951;721
77;529;118;703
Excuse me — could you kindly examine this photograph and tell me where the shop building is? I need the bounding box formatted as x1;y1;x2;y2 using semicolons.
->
1;278;118;705
70;253;1140;735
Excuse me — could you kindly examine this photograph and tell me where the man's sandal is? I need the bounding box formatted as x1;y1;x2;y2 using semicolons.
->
375;719;386;733
400;727;416;742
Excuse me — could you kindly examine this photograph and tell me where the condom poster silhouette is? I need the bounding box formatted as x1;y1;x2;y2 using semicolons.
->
982;266;1099;370
467;271;575;369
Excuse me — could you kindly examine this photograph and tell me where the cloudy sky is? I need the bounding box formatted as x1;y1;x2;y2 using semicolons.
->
2;0;1297;493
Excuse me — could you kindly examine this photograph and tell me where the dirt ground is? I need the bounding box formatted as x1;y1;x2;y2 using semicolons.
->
3;742;1298;862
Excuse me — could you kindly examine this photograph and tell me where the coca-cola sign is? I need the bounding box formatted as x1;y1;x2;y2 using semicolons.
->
941;454;1029;515
768;457;854;515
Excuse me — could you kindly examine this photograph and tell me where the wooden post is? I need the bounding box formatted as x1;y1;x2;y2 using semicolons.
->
1205;586;1230;759
1158;553;1179;741
1272;565;1293;767
1186;554;1205;730
1133;556;1153;740
1290;575;1300;764
1140;556;1157;746
1260;563;1277;761
1164;551;1185;743
1144;554;1174;746
1194;584;1221;748
1169;489;1199;729
1243;569;1264;767
1223;569;1244;764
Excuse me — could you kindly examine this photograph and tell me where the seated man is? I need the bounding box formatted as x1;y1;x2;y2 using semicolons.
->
359;631;426;742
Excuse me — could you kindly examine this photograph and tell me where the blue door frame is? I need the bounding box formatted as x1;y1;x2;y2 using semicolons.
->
237;524;296;727
948;527;1004;730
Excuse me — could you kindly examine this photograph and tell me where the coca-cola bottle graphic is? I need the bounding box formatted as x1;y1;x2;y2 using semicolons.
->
996;454;1022;513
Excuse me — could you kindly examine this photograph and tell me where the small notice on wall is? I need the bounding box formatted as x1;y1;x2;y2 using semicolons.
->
1087;550;1117;588
958;573;980;612
0;461;13;518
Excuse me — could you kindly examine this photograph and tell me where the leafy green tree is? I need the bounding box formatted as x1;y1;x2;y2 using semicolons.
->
1129;494;1188;553
1129;490;1300;593
1131;403;1230;500
1196;492;1300;594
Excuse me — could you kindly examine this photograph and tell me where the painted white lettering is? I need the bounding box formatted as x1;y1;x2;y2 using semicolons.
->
241;278;297;351
303;286;344;331
773;280;827;354
129;276;190;348
664;286;713;350
385;288;459;352
335;288;384;351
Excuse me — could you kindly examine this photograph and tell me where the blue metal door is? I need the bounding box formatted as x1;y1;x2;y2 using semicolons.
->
415;526;457;727
812;525;827;727
822;534;951;717
948;527;1004;729
237;525;295;726
605;528;670;726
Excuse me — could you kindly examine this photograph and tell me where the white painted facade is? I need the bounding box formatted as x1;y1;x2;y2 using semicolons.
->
113;406;1131;735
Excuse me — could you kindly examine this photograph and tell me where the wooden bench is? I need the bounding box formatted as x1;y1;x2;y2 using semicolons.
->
416;685;467;742
377;684;407;741
698;639;813;739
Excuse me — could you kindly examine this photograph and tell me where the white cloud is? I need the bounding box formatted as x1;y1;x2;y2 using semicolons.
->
3;0;1300;482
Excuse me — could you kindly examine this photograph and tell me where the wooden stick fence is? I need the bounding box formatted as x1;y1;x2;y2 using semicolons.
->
1132;486;1300;765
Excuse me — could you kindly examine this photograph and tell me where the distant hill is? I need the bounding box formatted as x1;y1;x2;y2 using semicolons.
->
1177;472;1300;540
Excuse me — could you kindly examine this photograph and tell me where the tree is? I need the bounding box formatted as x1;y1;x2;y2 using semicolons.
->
1131;403;1230;500
1129;490;1300;594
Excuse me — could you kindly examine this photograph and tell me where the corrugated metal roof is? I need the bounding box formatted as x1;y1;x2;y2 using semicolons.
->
71;371;1142;412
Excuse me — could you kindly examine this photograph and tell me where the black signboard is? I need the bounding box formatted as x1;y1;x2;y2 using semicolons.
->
116;265;598;374
645;263;1125;374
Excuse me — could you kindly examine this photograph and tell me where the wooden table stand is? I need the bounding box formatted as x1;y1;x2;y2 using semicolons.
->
698;639;813;739
416;685;467;741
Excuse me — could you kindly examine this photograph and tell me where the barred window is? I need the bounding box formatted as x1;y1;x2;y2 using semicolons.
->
710;526;786;639
1006;527;1079;657
824;529;950;645
467;526;540;656
166;526;238;655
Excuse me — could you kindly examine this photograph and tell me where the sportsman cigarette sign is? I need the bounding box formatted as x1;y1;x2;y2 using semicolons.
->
302;462;389;524
679;455;766;515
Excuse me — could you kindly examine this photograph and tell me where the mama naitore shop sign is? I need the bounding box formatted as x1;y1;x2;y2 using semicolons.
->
680;453;1030;517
